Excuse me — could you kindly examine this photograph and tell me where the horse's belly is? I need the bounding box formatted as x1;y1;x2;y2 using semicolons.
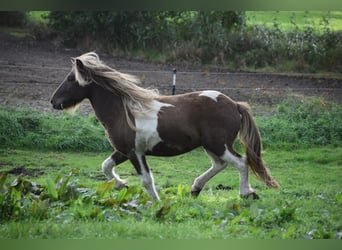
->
146;140;199;156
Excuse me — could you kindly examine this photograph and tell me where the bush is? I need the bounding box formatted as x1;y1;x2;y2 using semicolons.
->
0;11;26;26
258;98;342;149
0;107;111;152
47;11;175;50
44;11;342;72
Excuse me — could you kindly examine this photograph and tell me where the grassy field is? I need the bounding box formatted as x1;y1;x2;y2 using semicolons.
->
245;11;342;31
0;146;341;239
0;99;341;238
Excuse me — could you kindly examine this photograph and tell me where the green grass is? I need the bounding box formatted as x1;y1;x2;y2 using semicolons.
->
27;11;49;24
0;107;111;152
246;11;342;32
0;147;341;239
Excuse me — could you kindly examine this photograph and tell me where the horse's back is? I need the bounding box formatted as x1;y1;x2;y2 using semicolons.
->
158;91;240;126
151;91;241;156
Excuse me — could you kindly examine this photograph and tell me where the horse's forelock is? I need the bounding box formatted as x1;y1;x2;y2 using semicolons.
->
72;52;100;86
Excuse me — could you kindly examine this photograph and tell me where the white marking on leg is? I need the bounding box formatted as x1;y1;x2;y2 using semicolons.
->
101;156;127;190
221;145;254;196
191;150;227;193
135;100;174;152
136;153;160;200
199;90;222;102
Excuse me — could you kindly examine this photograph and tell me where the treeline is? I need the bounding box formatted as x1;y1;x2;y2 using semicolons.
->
1;11;341;72
47;11;342;72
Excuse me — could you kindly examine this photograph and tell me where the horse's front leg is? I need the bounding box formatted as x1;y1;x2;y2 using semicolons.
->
102;151;128;190
128;151;160;201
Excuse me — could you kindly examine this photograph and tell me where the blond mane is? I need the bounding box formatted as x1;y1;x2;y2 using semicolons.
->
73;52;160;129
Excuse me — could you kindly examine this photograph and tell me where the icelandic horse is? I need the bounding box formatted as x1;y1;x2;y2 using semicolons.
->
50;52;279;200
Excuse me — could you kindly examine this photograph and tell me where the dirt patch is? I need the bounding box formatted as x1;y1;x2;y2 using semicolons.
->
6;166;44;177
0;31;341;116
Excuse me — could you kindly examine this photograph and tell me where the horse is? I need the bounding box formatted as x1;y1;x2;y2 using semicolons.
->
50;52;279;200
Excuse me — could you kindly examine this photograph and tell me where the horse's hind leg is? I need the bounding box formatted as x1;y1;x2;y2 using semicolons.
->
128;152;160;200
191;150;228;197
102;151;128;190
221;145;259;199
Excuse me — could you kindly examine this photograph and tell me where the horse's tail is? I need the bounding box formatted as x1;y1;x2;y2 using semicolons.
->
237;102;279;189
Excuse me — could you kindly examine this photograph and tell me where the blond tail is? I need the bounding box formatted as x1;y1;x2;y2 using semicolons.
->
237;102;279;189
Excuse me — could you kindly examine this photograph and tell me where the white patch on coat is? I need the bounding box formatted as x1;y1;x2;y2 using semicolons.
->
191;150;227;192
221;145;254;196
199;90;221;102
135;100;174;152
136;153;160;200
101;156;115;179
101;156;127;189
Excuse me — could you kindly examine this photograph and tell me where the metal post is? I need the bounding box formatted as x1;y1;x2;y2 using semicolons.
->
172;68;177;95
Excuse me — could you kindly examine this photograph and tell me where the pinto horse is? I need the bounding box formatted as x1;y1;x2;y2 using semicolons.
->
50;52;279;200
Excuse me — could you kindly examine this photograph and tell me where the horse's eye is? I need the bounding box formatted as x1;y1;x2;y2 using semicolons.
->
67;75;75;81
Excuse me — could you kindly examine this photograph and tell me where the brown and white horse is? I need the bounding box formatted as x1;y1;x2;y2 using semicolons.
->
50;52;279;200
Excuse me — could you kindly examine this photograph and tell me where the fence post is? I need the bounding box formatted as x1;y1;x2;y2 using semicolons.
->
172;68;177;95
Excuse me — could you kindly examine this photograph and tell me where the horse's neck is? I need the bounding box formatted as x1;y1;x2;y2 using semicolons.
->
88;84;125;127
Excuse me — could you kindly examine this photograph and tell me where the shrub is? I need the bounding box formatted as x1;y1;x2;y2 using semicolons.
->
0;11;27;26
0;107;111;152
258;98;342;149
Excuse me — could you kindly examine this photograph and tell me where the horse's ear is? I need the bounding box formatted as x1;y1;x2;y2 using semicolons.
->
76;59;85;71
70;57;76;64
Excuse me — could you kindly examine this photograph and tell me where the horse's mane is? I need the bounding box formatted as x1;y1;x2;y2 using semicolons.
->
73;52;160;129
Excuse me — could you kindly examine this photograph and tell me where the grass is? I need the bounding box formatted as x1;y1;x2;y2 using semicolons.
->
27;11;49;24
0;97;341;239
0;107;111;152
0;147;341;239
246;11;342;32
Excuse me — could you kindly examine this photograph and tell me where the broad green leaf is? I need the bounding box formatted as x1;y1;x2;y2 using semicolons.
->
46;175;58;199
116;187;128;203
96;179;115;197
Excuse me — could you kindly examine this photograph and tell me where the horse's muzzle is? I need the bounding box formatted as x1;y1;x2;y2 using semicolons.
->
50;99;63;110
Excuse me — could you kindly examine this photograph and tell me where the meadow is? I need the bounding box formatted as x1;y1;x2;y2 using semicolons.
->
0;97;341;239
0;147;341;239
245;11;342;32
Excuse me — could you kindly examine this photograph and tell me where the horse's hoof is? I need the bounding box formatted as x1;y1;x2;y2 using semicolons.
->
240;192;260;200
191;190;201;198
115;180;129;190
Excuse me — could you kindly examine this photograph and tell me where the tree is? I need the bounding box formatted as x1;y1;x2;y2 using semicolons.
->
0;11;26;26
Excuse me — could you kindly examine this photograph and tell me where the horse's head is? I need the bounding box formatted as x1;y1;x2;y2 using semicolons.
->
50;58;92;111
